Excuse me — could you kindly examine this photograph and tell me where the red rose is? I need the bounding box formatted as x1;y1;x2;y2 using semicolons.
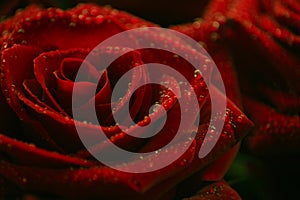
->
221;0;300;156
0;4;252;199
173;0;300;156
172;0;300;199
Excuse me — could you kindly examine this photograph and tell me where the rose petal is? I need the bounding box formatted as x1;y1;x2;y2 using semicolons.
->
22;79;57;113
257;83;300;113
0;140;198;199
226;0;300;92
0;89;20;137
243;96;300;155
273;0;300;33
0;5;43;49
182;180;241;200
0;134;96;168
1;44;43;119
34;49;90;114
2;4;155;50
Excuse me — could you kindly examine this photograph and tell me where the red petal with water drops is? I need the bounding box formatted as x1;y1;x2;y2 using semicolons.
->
185;180;241;200
226;0;300;92
0;134;96;168
223;0;300;156
1;4;156;51
243;97;300;155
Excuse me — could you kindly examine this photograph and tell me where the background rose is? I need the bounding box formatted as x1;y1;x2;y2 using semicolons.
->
0;3;252;200
223;0;300;156
222;0;300;199
170;0;300;199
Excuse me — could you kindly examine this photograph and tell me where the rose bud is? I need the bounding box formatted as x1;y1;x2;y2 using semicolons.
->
0;4;252;199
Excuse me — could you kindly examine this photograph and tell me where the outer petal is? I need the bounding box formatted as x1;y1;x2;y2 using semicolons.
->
0;134;96;168
183;180;241;200
223;0;300;155
1;4;156;51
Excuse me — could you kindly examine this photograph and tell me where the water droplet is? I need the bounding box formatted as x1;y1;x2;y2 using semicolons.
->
202;64;208;71
212;21;220;30
78;14;84;20
2;42;8;49
151;103;161;112
149;162;153;168
85;17;92;24
69;22;76;27
198;95;204;100
82;9;89;15
193;21;201;29
180;159;188;166
95;15;104;24
194;69;202;77
215;14;226;22
275;28;282;36
22;177;27;183
237;115;244;123
17;28;25;33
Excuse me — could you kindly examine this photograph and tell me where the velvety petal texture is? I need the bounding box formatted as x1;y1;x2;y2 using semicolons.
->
222;0;300;156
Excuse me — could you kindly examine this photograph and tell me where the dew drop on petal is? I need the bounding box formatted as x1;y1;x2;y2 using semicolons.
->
237;115;244;123
193;21;201;29
17;28;25;33
21;177;27;183
194;69;202;77
212;21;220;30
95;15;104;24
69;22;76;27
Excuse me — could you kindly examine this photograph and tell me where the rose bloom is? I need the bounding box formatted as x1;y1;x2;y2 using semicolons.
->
0;4;252;199
172;0;300;155
220;0;300;156
172;0;300;198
